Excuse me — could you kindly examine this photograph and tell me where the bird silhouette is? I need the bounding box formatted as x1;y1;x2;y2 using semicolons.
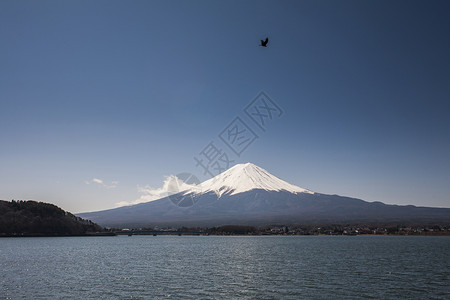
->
260;37;269;47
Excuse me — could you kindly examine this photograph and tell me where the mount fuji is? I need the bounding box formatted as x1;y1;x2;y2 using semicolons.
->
190;163;313;197
78;163;450;227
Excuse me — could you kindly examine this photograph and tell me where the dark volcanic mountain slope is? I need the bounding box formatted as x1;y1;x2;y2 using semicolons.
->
78;190;450;227
77;163;450;227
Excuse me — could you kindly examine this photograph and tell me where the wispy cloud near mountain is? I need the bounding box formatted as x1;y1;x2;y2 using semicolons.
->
85;178;118;189
115;175;199;207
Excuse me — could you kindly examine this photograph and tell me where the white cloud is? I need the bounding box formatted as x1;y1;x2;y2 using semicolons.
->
86;178;118;189
110;181;119;188
92;178;103;184
114;175;201;207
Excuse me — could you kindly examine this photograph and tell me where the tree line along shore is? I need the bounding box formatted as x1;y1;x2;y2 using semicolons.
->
1;200;449;237
111;224;450;236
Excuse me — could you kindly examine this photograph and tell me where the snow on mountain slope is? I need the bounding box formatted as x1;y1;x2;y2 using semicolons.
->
78;162;450;227
191;163;313;197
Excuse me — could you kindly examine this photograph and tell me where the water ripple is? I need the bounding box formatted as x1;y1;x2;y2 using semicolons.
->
1;236;449;299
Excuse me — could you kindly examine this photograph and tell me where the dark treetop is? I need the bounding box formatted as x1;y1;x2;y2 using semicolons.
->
0;200;103;237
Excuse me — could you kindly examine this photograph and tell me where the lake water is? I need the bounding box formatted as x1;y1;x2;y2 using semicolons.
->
1;236;449;299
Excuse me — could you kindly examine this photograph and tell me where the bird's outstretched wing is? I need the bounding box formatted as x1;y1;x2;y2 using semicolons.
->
260;37;269;47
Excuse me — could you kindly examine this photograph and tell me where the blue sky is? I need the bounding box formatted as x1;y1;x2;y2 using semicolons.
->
1;0;449;213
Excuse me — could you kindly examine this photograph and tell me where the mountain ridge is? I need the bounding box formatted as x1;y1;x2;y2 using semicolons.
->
77;163;450;227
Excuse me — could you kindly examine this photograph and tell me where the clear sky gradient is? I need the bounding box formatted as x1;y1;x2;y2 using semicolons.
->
1;0;449;213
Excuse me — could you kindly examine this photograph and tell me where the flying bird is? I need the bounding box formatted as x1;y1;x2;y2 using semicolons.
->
260;37;269;47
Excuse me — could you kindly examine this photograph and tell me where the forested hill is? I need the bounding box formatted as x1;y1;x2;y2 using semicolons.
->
0;200;103;236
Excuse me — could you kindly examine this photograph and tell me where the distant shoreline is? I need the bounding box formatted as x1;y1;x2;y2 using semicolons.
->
0;232;117;238
4;229;450;238
2;233;450;238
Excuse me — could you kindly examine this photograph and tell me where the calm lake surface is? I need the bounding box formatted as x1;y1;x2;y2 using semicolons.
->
1;236;449;299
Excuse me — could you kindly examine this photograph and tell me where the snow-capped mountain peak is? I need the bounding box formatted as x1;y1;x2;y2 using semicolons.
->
194;162;313;197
